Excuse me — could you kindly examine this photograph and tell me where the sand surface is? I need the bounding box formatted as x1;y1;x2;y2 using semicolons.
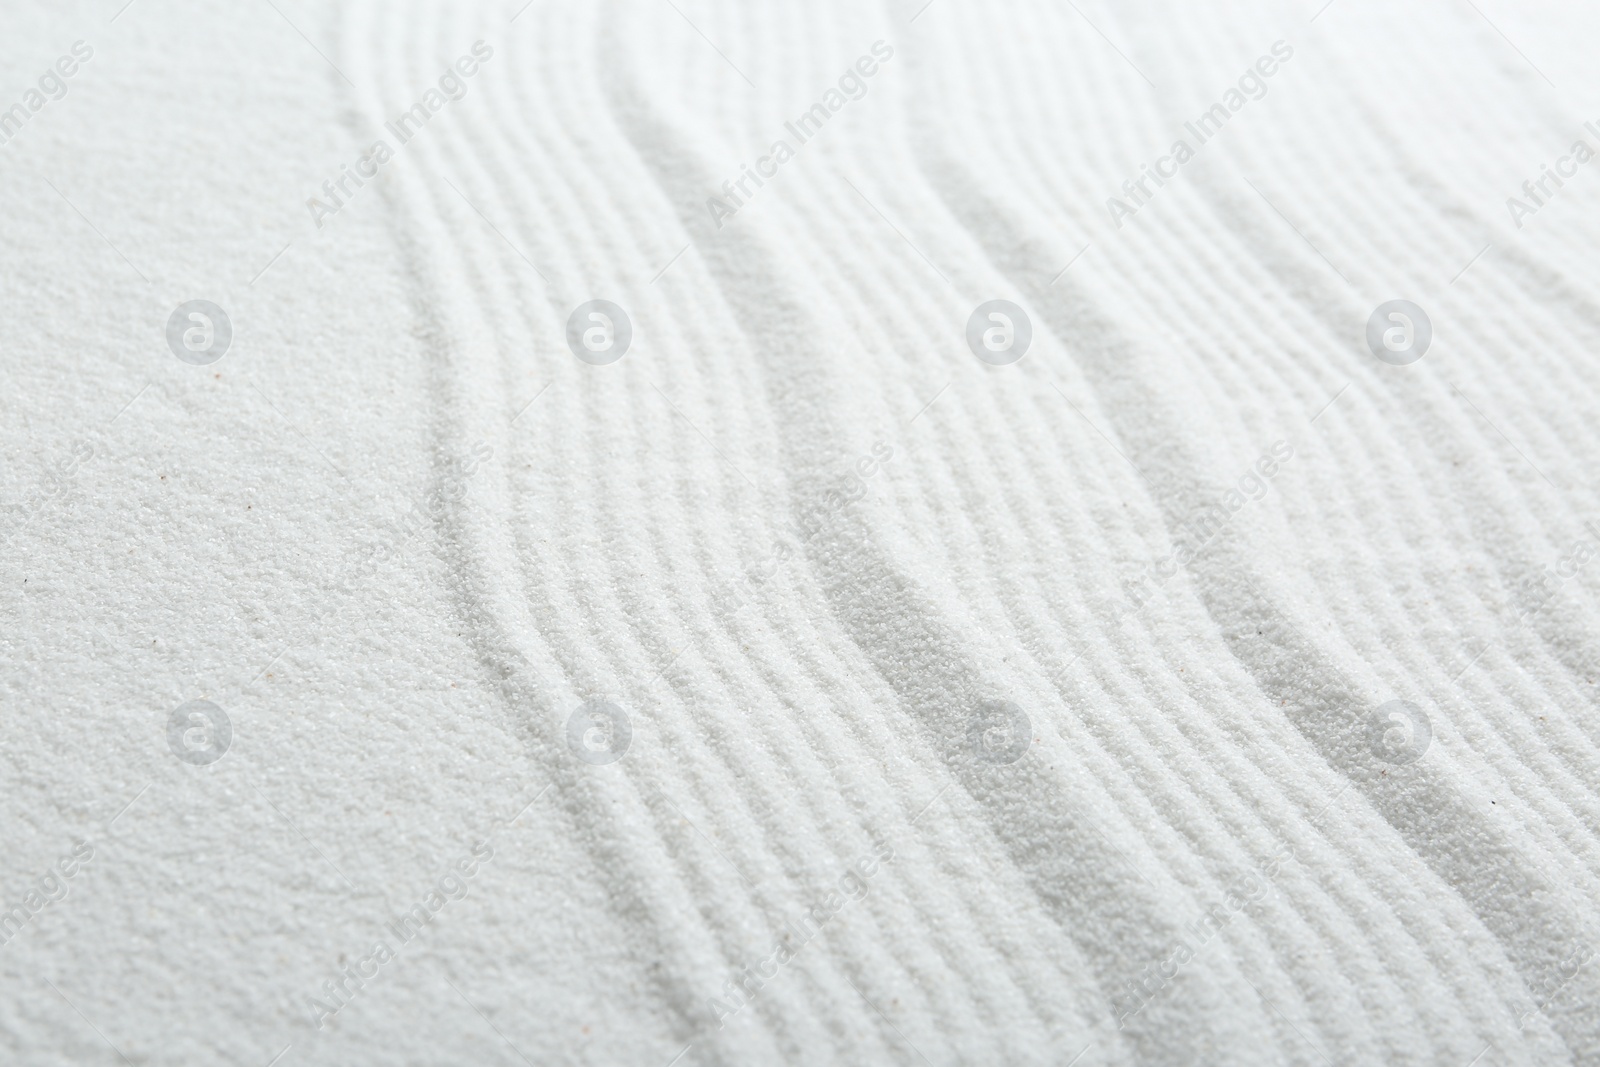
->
4;0;1600;1064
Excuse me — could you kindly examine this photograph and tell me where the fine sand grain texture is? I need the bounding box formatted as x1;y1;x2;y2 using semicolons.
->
3;0;1600;1064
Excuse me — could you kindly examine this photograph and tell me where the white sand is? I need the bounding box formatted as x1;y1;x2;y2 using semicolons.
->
4;0;1600;1063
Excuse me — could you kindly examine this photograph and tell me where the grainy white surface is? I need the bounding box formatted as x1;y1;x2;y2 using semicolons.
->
3;0;1600;1064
